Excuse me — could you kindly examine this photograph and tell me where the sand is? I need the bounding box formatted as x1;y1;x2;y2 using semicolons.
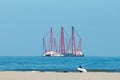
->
0;71;119;80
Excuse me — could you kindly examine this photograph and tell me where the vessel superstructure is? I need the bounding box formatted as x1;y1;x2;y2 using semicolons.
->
42;26;84;57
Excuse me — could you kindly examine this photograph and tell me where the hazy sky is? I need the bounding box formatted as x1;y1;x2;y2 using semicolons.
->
0;0;120;56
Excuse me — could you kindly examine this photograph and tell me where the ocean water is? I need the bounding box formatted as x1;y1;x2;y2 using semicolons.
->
0;56;120;72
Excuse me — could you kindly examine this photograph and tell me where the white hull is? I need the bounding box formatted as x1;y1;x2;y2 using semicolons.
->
77;68;87;72
42;51;64;57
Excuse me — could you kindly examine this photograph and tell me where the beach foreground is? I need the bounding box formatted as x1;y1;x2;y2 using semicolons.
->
0;71;119;80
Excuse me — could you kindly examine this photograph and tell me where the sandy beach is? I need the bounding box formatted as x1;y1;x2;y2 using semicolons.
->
0;71;119;80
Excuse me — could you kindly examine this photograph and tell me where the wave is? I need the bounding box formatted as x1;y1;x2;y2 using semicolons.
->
0;69;120;72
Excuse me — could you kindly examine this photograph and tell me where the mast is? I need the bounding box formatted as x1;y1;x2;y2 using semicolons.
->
72;26;76;55
60;26;65;53
54;38;58;52
43;37;47;53
48;27;53;51
77;37;82;51
67;38;71;53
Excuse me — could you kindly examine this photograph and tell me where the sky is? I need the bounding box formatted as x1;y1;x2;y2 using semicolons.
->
0;0;120;56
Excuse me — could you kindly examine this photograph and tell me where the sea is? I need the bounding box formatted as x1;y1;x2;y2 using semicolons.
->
0;56;120;72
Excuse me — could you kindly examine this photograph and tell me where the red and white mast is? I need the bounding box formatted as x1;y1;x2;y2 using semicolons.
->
72;26;76;55
77;37;82;51
48;27;53;52
60;26;65;53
